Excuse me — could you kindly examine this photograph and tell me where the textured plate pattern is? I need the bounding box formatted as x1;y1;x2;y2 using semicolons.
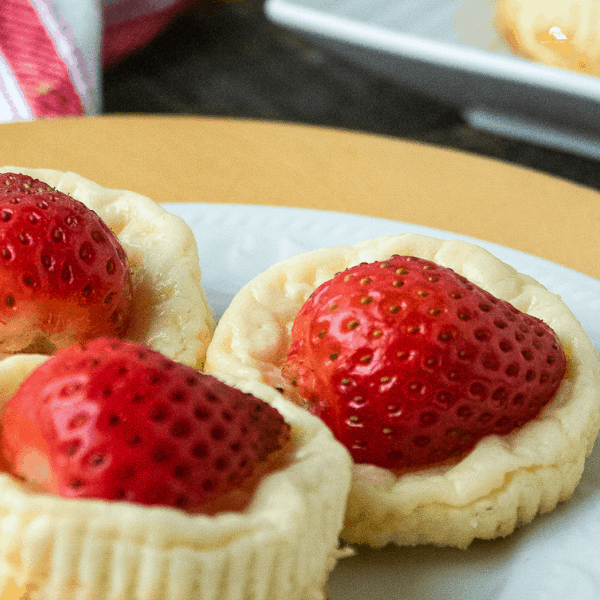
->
166;203;600;600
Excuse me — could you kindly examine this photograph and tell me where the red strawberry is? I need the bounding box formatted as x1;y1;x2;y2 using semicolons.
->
0;173;55;195
1;338;290;510
0;173;132;353
284;255;567;470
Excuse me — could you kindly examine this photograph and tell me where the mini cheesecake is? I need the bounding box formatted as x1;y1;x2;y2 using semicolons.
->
0;357;353;600
205;234;600;548
0;167;214;368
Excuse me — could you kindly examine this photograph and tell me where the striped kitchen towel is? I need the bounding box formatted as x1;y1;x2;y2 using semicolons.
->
0;0;201;123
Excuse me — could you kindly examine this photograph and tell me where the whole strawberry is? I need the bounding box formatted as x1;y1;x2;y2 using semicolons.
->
1;338;290;509
284;255;567;469
0;173;132;353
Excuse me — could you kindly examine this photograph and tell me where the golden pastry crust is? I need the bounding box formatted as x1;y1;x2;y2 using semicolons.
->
496;0;600;75
205;234;600;548
0;357;352;600
0;167;215;369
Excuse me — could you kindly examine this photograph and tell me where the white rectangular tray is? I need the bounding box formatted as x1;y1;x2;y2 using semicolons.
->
265;0;600;160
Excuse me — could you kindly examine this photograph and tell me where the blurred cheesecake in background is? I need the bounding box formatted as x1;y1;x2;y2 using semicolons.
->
496;0;595;75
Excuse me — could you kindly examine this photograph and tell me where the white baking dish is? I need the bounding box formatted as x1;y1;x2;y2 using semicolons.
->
265;0;600;160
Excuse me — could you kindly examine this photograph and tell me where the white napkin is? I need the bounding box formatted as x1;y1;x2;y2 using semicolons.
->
0;0;199;124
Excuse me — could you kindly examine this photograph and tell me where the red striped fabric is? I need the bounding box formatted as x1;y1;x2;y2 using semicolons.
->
0;0;84;118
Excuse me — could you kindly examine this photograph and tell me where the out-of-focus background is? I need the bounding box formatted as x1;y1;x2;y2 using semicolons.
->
103;0;600;192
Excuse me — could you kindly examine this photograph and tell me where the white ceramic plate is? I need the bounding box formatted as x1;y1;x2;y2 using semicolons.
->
167;203;600;600
265;0;600;161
